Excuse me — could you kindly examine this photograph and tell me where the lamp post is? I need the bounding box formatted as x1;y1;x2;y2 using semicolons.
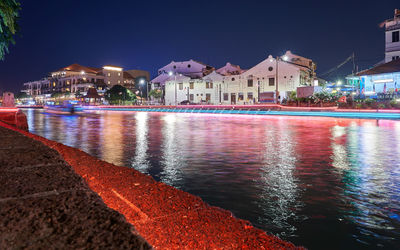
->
274;55;289;104
140;79;148;105
168;71;178;105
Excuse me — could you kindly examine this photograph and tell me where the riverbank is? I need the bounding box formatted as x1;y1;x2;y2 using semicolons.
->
0;121;301;249
0;123;150;248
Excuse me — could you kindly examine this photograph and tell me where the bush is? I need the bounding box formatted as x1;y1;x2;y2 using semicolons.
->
364;98;375;106
377;103;385;109
355;103;363;109
288;91;297;102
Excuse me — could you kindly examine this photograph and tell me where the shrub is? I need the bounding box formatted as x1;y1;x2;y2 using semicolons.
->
355;103;363;109
377;103;385;109
364;98;375;106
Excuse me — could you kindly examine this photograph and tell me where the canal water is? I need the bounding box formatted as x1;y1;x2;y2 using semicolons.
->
24;109;400;249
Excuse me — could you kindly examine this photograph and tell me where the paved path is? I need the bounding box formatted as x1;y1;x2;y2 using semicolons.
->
0;126;151;249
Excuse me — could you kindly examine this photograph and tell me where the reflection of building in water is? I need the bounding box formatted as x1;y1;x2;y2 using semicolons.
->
340;122;394;231
159;114;189;188
100;112;124;165
131;112;150;172
331;125;350;170
257;118;302;237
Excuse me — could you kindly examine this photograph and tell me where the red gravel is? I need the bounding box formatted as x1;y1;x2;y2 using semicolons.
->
1;121;303;249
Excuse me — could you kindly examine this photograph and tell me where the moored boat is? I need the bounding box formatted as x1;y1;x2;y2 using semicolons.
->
44;101;84;114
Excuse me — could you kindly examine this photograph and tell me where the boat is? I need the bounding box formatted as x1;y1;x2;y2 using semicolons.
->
44;101;84;114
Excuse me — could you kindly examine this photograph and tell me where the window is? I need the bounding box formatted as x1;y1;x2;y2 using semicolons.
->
223;93;229;101
231;77;235;81
190;94;194;101
118;72;121;76
108;81;111;84
269;77;275;86
392;56;400;61
247;92;253;100
189;82;194;89
268;66;273;71
206;81;213;88
393;31;399;42
206;93;211;101
247;79;253;87
178;83;183;90
238;93;244;101
188;64;191;68
118;80;121;84
107;73;111;77
173;65;176;69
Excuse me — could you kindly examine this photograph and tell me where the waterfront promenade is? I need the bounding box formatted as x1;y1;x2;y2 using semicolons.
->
0;119;300;249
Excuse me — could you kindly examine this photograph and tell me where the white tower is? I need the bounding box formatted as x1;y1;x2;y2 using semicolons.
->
384;9;400;62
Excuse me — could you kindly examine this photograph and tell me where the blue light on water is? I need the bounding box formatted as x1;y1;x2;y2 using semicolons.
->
84;108;400;120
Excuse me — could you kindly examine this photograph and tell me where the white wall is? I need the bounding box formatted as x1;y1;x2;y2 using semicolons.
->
385;29;400;62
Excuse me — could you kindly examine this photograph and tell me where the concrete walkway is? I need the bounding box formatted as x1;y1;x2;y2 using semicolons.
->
0;126;151;249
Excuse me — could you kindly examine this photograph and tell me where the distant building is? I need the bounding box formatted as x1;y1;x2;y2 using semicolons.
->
22;63;150;98
383;9;400;63
155;51;317;105
355;9;400;96
357;59;400;95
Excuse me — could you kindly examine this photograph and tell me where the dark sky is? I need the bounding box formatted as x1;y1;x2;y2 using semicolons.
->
0;0;398;93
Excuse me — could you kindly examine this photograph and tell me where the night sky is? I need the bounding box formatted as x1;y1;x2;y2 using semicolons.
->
0;0;398;93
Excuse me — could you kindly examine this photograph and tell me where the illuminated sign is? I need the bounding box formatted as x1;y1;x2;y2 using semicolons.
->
373;79;394;83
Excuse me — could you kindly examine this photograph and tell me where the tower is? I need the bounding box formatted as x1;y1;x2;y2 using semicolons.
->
384;9;400;62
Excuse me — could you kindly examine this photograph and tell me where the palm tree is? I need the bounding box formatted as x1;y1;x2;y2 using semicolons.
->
0;0;20;60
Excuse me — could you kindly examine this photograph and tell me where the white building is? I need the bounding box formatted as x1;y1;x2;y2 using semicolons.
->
157;51;316;105
383;9;400;62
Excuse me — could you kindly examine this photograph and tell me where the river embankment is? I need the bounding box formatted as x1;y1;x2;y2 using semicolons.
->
0;122;151;248
0;120;302;249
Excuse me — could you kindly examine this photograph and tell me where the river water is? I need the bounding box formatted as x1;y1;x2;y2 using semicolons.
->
24;109;400;249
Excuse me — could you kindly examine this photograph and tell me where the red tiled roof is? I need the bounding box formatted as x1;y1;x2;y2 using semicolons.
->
54;64;102;74
357;59;400;76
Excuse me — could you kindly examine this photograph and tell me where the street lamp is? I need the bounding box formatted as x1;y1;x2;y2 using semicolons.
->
275;56;280;104
139;79;148;105
168;71;178;105
275;54;290;103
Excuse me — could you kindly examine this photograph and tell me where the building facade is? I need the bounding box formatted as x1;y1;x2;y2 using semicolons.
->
22;63;150;99
355;9;400;96
357;59;400;95
156;51;316;105
383;9;400;62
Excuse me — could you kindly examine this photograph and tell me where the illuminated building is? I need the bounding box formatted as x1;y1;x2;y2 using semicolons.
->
155;51;316;105
22;64;150;99
357;59;400;95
